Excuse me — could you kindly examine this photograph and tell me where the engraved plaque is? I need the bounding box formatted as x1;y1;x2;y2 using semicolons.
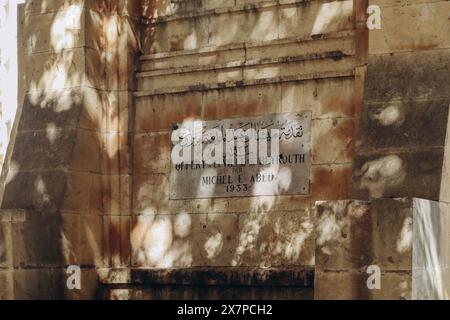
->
169;112;311;199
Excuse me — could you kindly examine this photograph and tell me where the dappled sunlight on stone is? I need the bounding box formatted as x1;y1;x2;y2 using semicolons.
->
50;4;82;52
358;155;406;198
413;200;446;299
370;103;405;127
250;10;276;42
131;209;194;268
197;168;217;198
231;164;309;267
143;215;173;265
45;123;60;144
5;160;19;185
396;217;412;254
316;201;349;248
173;211;191;238
311;0;353;36
35;175;50;204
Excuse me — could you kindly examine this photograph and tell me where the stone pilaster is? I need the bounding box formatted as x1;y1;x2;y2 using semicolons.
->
0;0;142;299
315;0;450;300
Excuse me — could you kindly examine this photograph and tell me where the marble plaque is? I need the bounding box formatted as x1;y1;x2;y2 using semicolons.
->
169;112;311;199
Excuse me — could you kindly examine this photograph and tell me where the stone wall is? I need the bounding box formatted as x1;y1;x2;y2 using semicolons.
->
315;0;450;299
315;198;450;300
0;0;142;299
116;0;359;300
0;0;23;175
0;0;449;300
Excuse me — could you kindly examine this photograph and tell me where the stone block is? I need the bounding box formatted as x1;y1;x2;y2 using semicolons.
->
2;171;68;213
64;267;102;300
352;149;444;200
278;0;354;38
101;175;132;216
315;199;413;272
311;164;352;201
99;132;131;175
85;48;137;91
281;77;355;119
369;1;450;55
0;219;11;268
357;99;450;151
61;213;80;266
10;129;76;171
202;84;281;120
85;10;140;55
314;198;450;300
312;118;355;164
131;213;240;268
315;270;412;300
80;89;132;133
135;92;202;133
134;132;171;174
364;50;450;102
0;271;13;300
70;128;102;173
412;199;450;299
23;8;85;54
25;48;87;92
236;210;315;267
13;268;65;300
140;46;245;72
61;172;91;213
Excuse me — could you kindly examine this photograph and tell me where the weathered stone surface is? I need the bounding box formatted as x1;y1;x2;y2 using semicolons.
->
108;285;314;300
18;91;83;132
131;213;240;268
237;210;315;267
64;268;102;300
369;1;450;54
412;199;450;300
311;164;352;201
8;0;450;301
103;215;131;268
134;132;171;174
130;267;314;286
105;266;315;300
364;50;450;102
11;211;63;268
0;271;13;300
357;99;450;150
202;84;281;120
70;128;102;173
13;269;64;300
169;112;312;199
315;199;413;272
281;77;355;119
10;129;77;171
135;92;202;133
352;149;444;200
2;171;68;212
315;270;412;300
142;0;354;53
